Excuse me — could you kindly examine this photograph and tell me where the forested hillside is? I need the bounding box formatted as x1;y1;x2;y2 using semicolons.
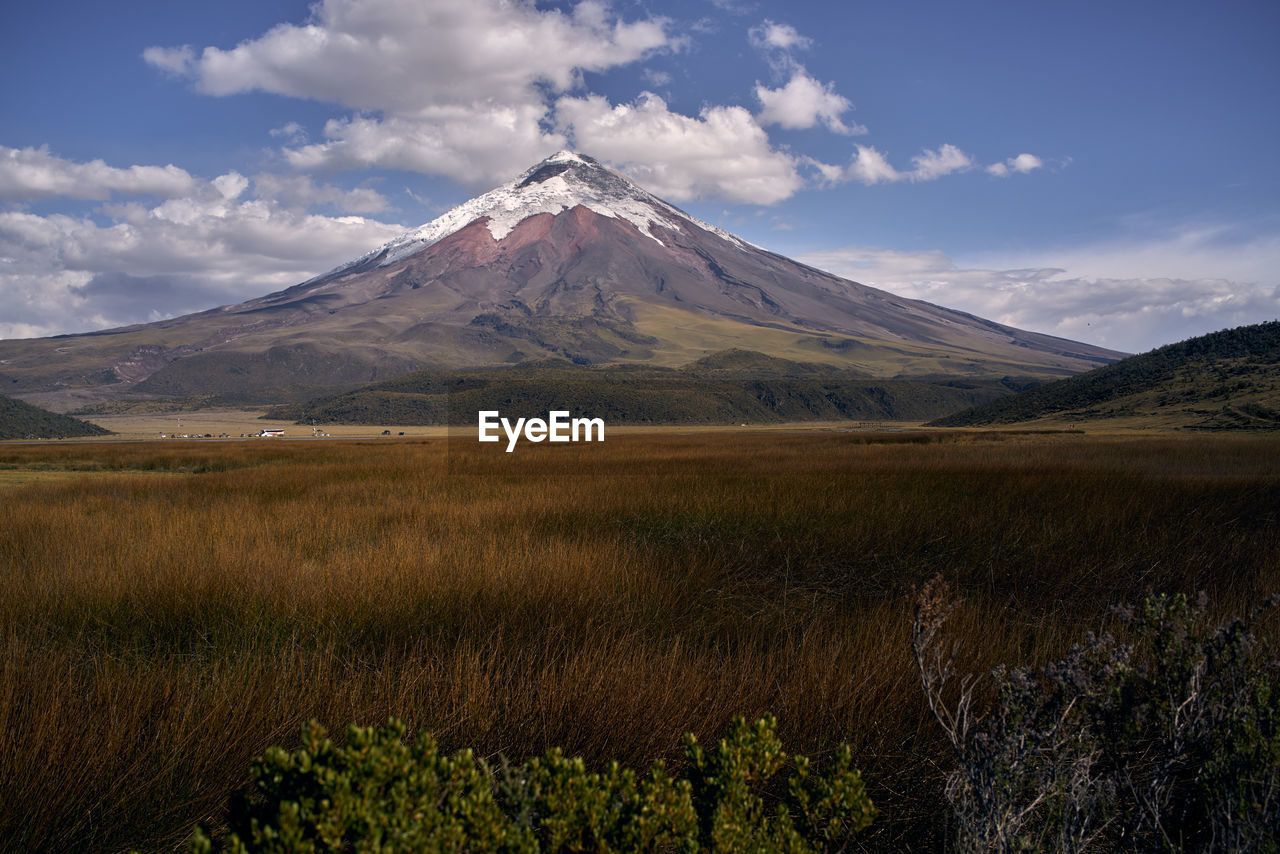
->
0;394;111;439
929;321;1280;428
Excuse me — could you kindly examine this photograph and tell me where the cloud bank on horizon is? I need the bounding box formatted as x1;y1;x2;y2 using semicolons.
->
0;0;1276;352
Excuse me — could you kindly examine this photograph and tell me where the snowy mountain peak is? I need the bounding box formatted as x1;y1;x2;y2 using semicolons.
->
361;151;745;268
541;149;590;166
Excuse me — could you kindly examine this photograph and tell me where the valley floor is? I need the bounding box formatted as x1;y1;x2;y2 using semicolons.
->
30;409;925;441
17;404;1226;443
1;431;1277;851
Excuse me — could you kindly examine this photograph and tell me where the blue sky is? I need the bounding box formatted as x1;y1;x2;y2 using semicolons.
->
1;0;1276;352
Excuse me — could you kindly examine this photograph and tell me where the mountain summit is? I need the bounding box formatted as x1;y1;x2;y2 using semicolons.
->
351;150;749;270
0;151;1124;409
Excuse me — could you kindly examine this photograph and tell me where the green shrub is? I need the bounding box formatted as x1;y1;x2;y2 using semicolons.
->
683;717;876;851
190;719;508;854
191;715;875;853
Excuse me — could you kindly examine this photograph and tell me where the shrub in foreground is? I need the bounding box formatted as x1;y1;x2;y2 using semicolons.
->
191;714;875;853
914;576;1280;853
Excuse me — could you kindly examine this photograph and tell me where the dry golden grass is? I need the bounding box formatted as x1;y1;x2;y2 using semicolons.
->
1;431;1277;852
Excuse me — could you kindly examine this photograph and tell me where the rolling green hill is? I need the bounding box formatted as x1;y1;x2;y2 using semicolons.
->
928;321;1280;429
267;350;1032;425
0;394;111;439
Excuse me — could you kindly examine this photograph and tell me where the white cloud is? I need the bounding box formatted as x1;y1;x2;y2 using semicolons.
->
212;172;249;200
146;0;670;112
141;45;194;76
841;144;980;185
755;70;864;135
0;179;405;338
972;224;1280;285
909;144;974;181
284;107;567;189
799;230;1280;352
644;68;672;86
748;19;866;140
0;146;196;201
268;121;308;143
748;20;812;52
144;0;675;187
251;173;389;214
555;92;803;204
136;0;1034;205
846;146;903;185
987;153;1043;177
801;156;847;186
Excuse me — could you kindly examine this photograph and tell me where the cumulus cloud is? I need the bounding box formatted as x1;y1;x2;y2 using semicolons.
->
136;0;1060;210
139;0;1004;204
800;156;848;186
556;92;803;204
144;0;674;187
846;146;903;185
269;121;308;143
146;0;670;113
0;145;196;201
746;16;862;138
0;177;404;338
284;107;567;189
212;172;249;200
141;44;194;76
251;173;389;213
988;153;1043;177
755;70;864;134
840;144;984;184
749;20;812;52
799;230;1280;352
910;144;974;181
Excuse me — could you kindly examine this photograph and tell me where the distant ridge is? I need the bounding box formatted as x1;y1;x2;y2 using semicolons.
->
0;394;111;439
928;321;1280;429
267;350;1026;425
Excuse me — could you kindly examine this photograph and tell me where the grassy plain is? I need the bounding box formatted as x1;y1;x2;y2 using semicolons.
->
1;430;1278;852
78;408;430;440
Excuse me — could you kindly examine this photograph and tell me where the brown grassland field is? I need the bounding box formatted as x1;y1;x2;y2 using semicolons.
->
1;429;1278;852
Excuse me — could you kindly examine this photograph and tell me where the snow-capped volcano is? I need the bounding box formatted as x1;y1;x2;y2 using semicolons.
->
354;151;747;269
0;151;1126;408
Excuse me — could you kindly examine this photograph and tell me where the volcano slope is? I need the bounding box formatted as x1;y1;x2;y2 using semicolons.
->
0;152;1123;413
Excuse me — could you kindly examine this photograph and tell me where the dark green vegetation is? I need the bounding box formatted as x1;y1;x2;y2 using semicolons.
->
1;432;1277;851
0;392;110;439
931;320;1280;429
266;350;1030;425
194;715;875;853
